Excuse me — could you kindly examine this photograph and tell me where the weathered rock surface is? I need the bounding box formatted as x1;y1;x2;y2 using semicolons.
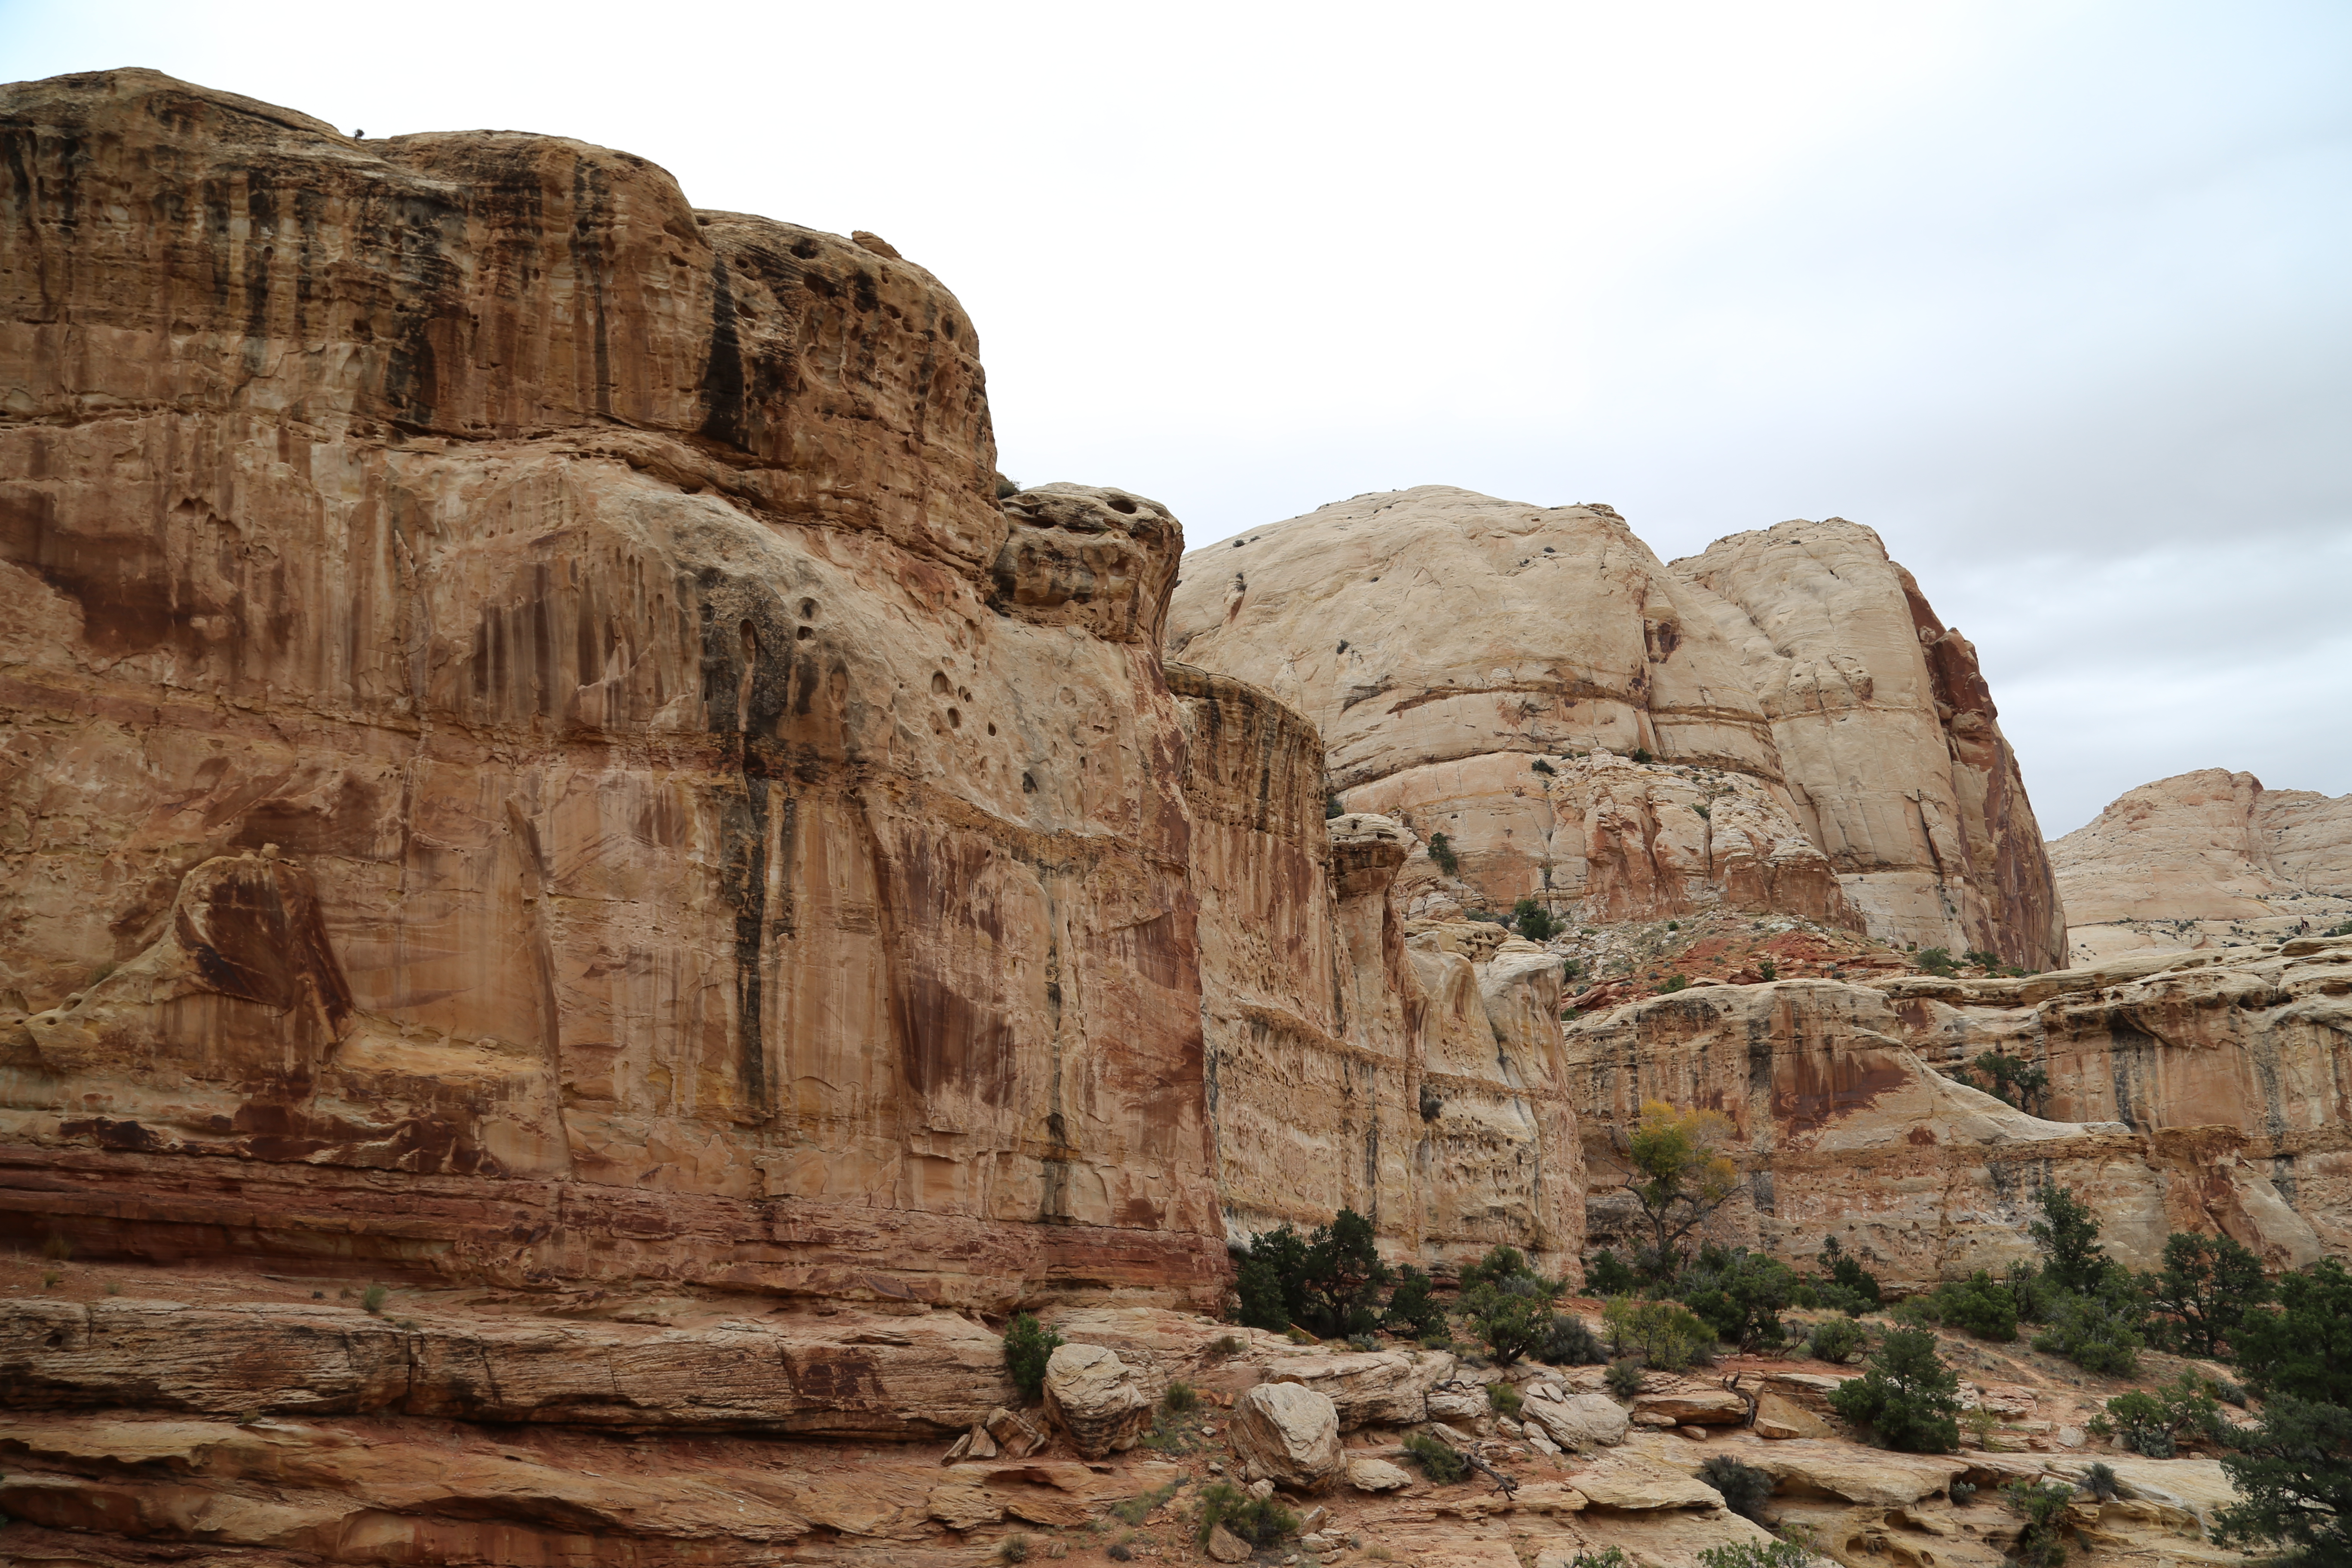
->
1229;1381;1344;1490
1041;1341;1152;1458
1673;520;2066;968
1265;1347;1458;1428
1523;1387;1631;1449
1176;652;1583;1274
1570;938;2352;1282
2050;769;2352;963
1166;490;2064;967
0;68;1224;1307
1344;1455;1413;1491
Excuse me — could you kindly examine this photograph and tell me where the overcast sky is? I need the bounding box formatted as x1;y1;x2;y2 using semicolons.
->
7;0;2346;835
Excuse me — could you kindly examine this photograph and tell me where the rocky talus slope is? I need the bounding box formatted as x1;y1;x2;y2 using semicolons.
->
1164;490;2064;969
2049;769;2352;964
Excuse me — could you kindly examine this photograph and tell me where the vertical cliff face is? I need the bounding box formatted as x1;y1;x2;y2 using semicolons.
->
1169;664;1582;1276
1671;521;2067;970
0;69;1222;1306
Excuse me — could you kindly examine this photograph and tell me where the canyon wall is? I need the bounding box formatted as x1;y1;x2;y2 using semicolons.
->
1164;489;2064;968
1171;663;1583;1276
1568;934;2352;1286
2049;769;2352;963
0;68;1223;1308
1672;521;2066;970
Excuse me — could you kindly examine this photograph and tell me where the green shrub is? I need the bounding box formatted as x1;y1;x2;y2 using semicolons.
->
1697;1454;1774;1521
1949;1479;1977;1506
1676;1247;1797;1352
1949;1050;2051;1115
1427;833;1459;876
361;1284;388;1314
1003;1313;1063;1400
1585;1249;1638;1296
1817;1236;1883;1308
1829;1326;1961;1452
994;474;1022;500
999;1531;1031;1562
1487;1381;1522;1417
1325;793;1344;820
1466;1276;1559;1365
1161;1380;1197;1415
1513;897;1562;942
2103;1374;2221;1458
2003;1479;2076;1568
2028;1183;2111;1296
2031;1280;2144;1376
1930;1271;2019;1341
1402;1431;1468;1484
1605;1359;1645;1400
1460;1245;1534;1290
1660;974;1689;993
1603;1296;1714;1370
2080;1461;2120;1501
1346;1332;1379;1351
1531;757;1556;775
1917;947;1957;977
2213;1258;2352;1564
1196;1480;1298;1546
1696;1538;1815;1568
1237;1253;1289;1332
1563;1552;1630;1568
1540;1313;1607;1366
1807;1317;1868;1365
1758;959;1778;981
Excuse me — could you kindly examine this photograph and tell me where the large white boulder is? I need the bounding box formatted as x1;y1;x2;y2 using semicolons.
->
1230;1381;1344;1490
1041;1343;1151;1458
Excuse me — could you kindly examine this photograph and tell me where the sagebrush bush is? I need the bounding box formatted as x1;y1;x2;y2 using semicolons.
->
1807;1317;1868;1364
1698;1454;1774;1521
1003;1313;1063;1400
1402;1431;1469;1484
1196;1481;1297;1546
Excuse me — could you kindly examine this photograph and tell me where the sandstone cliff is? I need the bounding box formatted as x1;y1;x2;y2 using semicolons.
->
0;67;1224;1307
1672;520;2066;969
1164;489;2065;968
2049;769;2352;963
1171;663;1582;1275
1570;934;2352;1286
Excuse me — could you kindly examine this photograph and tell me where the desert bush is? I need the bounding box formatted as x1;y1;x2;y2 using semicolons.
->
1829;1326;1961;1452
1427;833;1460;876
1004;1314;1063;1400
1196;1481;1297;1546
1930;1271;2019;1341
2003;1479;2076;1568
1540;1313;1608;1366
2103;1374;2222;1458
1816;1236;1883;1308
1603;1296;1714;1370
1513;897;1563;942
1585;1249;1638;1297
1696;1538;1816;1568
1487;1381;1522;1417
1402;1431;1468;1484
1807;1317;1868;1365
361;1284;388;1314
1677;1246;1797;1352
1698;1454;1774;1521
1161;1381;1197;1415
1605;1359;1645;1400
2032;1279;2144;1376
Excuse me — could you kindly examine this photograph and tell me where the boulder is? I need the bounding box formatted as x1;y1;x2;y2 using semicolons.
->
1566;1451;1725;1511
1265;1348;1458;1428
1041;1344;1152;1459
1347;1457;1413;1492
1230;1382;1344;1491
1634;1385;1750;1426
1425;1380;1492;1424
1523;1391;1631;1449
1753;1393;1831;1441
1207;1523;1253;1563
986;1406;1048;1458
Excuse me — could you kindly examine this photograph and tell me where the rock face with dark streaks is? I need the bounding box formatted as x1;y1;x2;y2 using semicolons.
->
0;67;1220;1308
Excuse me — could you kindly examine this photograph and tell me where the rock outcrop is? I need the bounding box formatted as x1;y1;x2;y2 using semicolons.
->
0;67;1231;1306
1673;520;2067;969
1228;1381;1344;1490
1568;936;2352;1283
2049;769;2352;963
1040;1342;1152;1458
1165;489;2065;968
1173;660;1583;1274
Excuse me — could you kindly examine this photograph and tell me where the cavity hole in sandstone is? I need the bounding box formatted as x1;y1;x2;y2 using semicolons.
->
1022;772;1037;793
738;619;757;657
796;626;812;640
931;672;952;697
987;723;998;735
1108;495;1137;514
1232;539;1244;548
790;237;818;258
948;708;962;729
1336;641;1348;653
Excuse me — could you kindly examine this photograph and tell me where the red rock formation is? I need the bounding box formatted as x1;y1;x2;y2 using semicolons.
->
0;68;1220;1308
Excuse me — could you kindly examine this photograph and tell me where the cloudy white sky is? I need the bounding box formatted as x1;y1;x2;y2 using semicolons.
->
7;0;2346;834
